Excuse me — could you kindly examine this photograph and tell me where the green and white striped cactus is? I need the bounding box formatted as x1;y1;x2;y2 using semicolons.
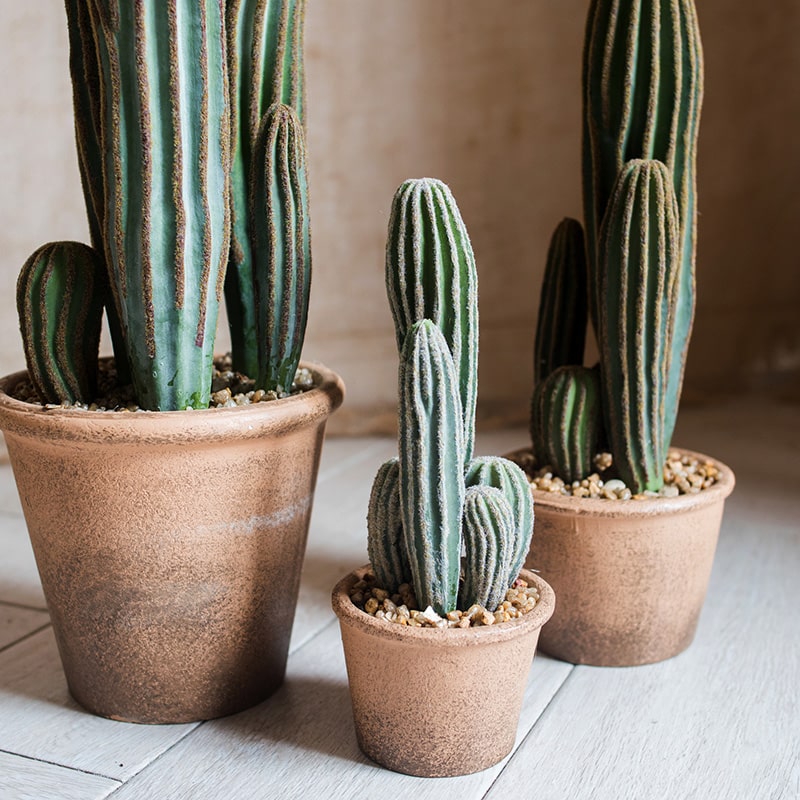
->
530;0;703;493
226;0;306;377
16;242;104;405
369;180;533;616
386;178;479;463
251;103;311;394
18;1;314;412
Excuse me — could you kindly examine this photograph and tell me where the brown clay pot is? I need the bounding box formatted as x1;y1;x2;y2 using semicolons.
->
0;361;344;724
331;565;555;777
509;447;734;667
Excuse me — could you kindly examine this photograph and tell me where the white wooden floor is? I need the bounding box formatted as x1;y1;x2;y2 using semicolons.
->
0;399;797;799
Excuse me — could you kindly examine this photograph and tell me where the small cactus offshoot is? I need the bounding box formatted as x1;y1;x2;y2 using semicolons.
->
16;242;104;405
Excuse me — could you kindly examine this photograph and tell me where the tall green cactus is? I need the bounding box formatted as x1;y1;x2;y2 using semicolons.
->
460;486;514;612
533;218;588;385
366;458;410;593
398;320;465;615
226;0;306;377
533;365;603;485
386;178;479;463
251;103;310;393
583;0;703;446
16;242;104;405
599;160;681;492
88;0;231;411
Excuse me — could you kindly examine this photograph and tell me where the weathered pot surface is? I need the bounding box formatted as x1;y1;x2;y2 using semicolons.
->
332;565;555;777
0;361;344;724
508;446;735;667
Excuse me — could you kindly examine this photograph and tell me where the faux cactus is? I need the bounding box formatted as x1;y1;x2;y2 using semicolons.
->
465;456;534;586
16;242;104;405
533;365;603;485
226;0;307;376
583;0;703;447
599;159;681;493
250;103;311;393
460;486;514;612
366;458;410;592
530;0;703;491
369;179;532;616
398;320;465;615
88;0;231;411
533;218;588;385
386;178;479;463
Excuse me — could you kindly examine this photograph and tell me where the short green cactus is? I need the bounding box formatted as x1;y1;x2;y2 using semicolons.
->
18;2;315;412
226;0;307;377
251;103;311;393
533;218;588;386
16;242;104;405
530;0;703;494
460;486;514;612
366;458;410;592
386;178;479;463
533;365;603;485
599;160;681;492
368;180;533;616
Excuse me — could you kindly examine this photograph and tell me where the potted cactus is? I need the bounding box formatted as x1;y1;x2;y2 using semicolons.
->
512;0;734;666
0;1;343;723
331;178;555;778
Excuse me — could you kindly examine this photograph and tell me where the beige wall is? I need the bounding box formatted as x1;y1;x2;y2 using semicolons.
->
0;2;797;433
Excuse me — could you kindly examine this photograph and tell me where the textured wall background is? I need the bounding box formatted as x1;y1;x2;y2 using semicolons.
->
0;2;797;433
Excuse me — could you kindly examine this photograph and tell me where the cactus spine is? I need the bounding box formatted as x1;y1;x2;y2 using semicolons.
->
599;160;681;492
251;103;310;393
87;0;231;411
460;486;514;612
398;320;465;615
465;456;534;585
583;0;703;446
226;0;306;377
533;218;588;385
386;178;479;463
366;458;410;593
16;242;104;405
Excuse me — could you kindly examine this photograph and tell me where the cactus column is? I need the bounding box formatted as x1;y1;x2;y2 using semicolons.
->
88;0;230;410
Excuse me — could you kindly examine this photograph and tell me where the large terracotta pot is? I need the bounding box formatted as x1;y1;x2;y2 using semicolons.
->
332;565;555;777
0;361;344;723
510;447;734;666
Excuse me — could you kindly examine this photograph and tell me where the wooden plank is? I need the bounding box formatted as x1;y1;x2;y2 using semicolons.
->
0;511;46;609
0;628;197;781
486;406;800;800
108;621;572;799
0;751;119;800
0;603;49;651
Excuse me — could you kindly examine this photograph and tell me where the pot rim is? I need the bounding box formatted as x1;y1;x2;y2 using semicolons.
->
331;565;555;647
0;359;345;446
505;446;735;518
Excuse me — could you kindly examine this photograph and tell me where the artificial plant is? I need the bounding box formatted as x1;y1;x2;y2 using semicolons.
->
369;178;533;616
530;0;703;493
17;0;310;411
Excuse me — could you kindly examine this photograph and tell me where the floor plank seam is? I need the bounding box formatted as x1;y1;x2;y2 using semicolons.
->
0;621;51;655
0;748;124;785
0;598;49;614
287;615;340;658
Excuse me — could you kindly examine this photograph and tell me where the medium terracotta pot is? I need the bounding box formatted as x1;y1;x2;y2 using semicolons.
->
0;361;344;724
331;565;555;777
509;447;734;667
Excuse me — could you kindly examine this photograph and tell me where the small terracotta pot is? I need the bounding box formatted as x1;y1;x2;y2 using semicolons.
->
0;361;344;723
331;566;555;777
508;447;734;667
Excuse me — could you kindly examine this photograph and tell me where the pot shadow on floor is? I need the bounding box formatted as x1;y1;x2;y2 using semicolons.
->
213;675;370;767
